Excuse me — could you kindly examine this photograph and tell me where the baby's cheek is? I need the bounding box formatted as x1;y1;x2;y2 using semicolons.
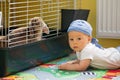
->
69;44;74;49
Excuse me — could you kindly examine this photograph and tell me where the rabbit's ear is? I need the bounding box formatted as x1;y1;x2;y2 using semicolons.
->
28;18;33;26
38;17;50;34
42;25;49;34
38;17;46;27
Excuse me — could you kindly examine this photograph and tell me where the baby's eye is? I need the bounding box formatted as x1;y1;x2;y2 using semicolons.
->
69;38;73;41
77;38;81;40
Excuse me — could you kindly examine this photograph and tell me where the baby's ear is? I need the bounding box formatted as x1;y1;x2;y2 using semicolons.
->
88;36;92;42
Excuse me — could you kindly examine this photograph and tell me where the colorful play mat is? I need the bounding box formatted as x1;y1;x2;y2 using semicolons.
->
1;54;120;80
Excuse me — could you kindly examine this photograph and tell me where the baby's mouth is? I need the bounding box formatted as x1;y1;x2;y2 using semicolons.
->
73;46;78;49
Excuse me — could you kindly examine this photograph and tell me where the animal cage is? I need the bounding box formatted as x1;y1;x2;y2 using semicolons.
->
0;0;76;77
0;0;76;48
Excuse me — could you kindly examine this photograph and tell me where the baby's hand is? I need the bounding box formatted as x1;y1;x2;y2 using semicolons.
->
58;60;80;70
58;62;71;70
49;65;58;69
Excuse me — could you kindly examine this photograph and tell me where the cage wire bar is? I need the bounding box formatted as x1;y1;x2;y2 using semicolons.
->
0;0;76;48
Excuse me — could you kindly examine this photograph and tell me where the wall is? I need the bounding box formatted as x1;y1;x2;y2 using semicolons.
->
77;0;120;47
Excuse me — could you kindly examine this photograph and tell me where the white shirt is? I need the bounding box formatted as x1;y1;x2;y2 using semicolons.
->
76;43;120;69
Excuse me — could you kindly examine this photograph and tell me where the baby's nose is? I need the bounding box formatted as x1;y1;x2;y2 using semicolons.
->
73;40;78;44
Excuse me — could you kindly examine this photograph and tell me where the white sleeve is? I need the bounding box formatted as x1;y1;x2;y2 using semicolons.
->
76;50;93;61
80;51;93;60
80;44;94;60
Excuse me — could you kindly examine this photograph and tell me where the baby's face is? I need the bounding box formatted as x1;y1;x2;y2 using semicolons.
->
68;31;91;52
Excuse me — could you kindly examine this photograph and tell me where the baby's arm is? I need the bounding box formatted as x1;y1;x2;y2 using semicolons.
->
66;60;80;64
58;59;91;71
